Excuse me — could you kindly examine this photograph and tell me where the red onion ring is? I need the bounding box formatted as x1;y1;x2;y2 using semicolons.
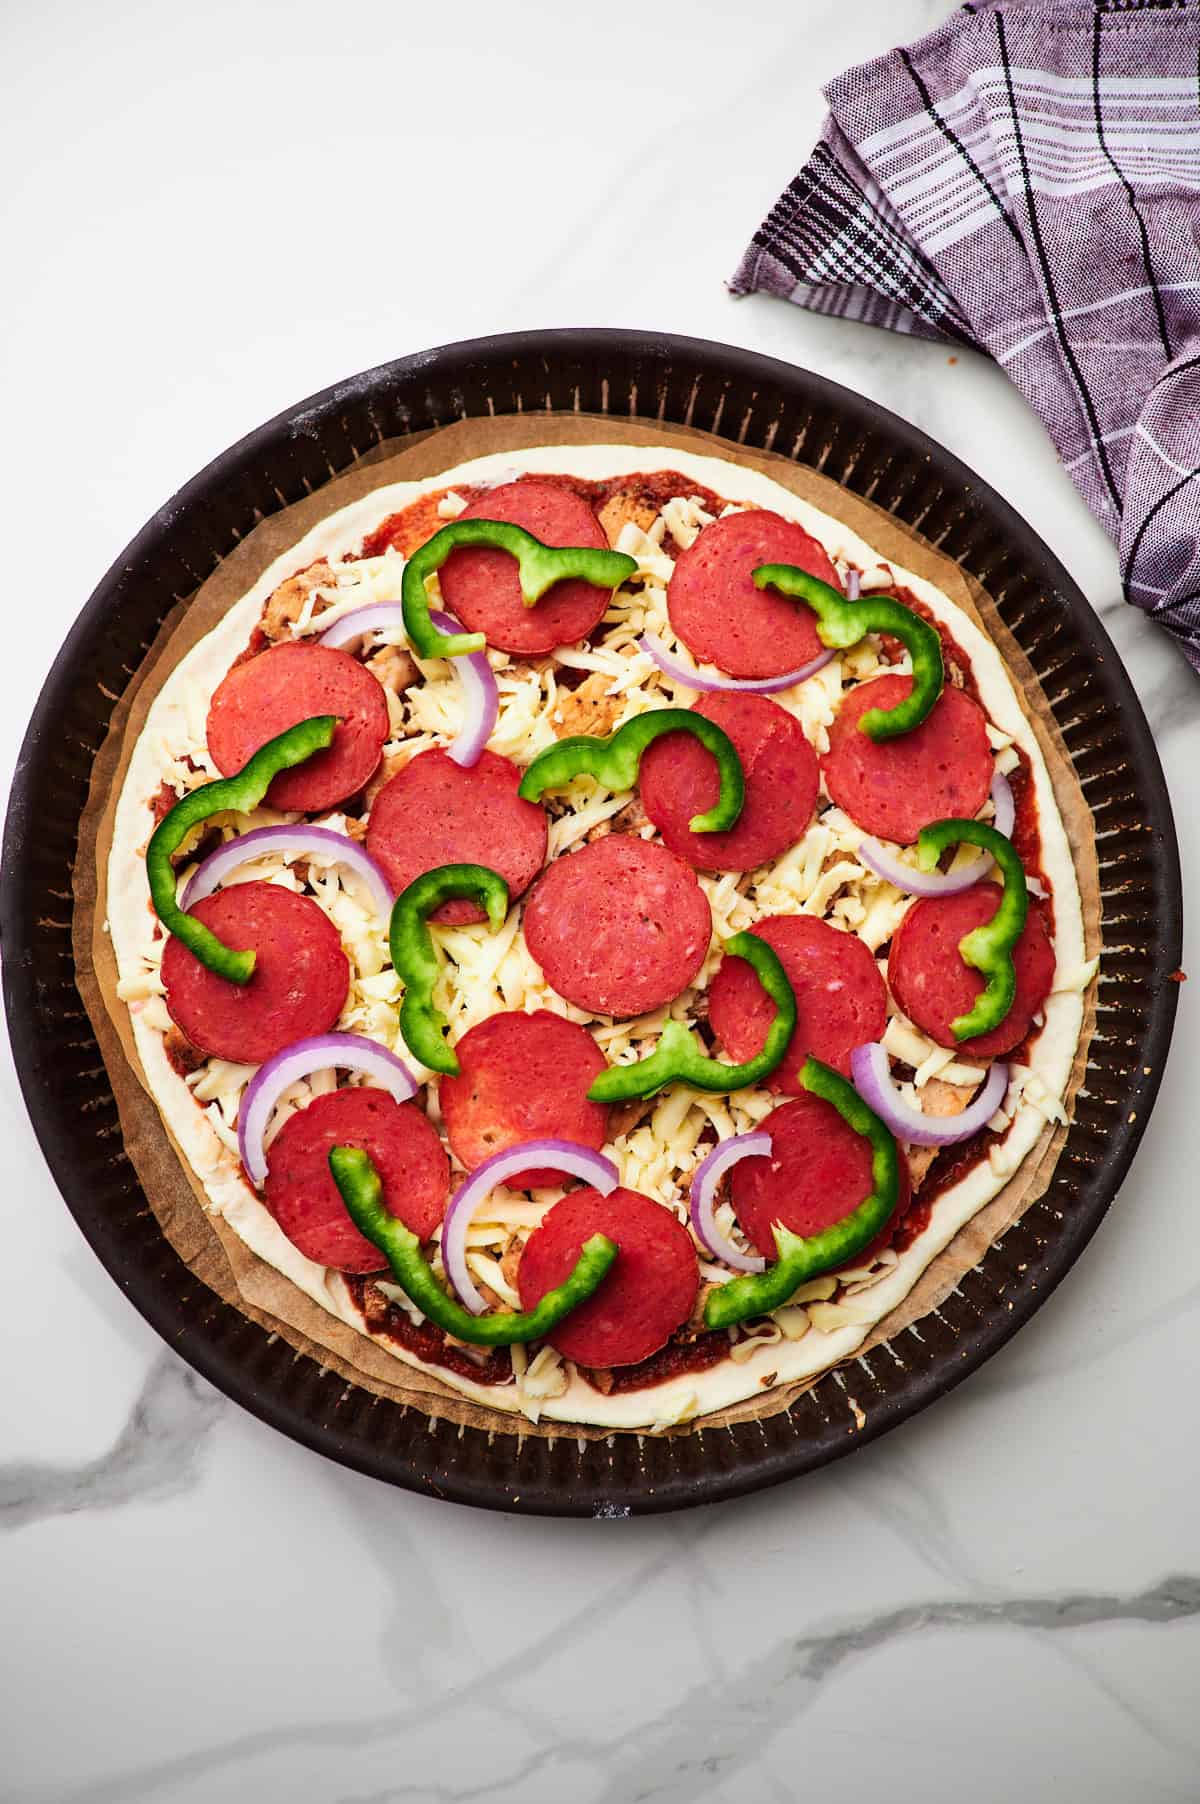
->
638;633;834;694
441;1139;620;1315
318;600;497;768
688;1133;771;1272
850;1042;1009;1148
989;769;1016;840
317;601;405;649
181;825;393;918
237;1032;418;1187
429;609;498;767
858;770;1015;897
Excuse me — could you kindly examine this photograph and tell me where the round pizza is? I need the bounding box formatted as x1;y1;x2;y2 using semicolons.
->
107;444;1096;1432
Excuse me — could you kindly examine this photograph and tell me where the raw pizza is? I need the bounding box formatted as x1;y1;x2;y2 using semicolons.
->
107;444;1095;1432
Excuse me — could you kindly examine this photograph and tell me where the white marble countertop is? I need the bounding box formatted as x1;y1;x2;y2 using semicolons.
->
3;2;1198;1799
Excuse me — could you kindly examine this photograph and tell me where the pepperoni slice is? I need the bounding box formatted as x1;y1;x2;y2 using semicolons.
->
821;675;993;844
263;1088;449;1272
365;748;547;926
440;1011;610;1188
522;836;711;1018
639;693;818;873
161;883;349;1064
709;914;887;1087
666;510;837;679
729;1093;906;1264
436;480;611;654
518;1186;698;1367
207;641;389;812
888;881;1056;1057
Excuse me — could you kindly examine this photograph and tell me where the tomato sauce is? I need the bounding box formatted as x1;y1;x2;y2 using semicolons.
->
347;1275;731;1397
353;469;730;561
602;1330;730;1395
348;1277;512;1387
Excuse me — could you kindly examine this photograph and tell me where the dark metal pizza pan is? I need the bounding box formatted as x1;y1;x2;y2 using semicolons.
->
2;329;1181;1515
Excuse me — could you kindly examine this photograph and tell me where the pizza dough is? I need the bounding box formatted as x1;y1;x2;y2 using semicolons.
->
104;442;1094;1432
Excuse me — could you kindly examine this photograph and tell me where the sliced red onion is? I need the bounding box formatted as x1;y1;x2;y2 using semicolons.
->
442;1140;620;1315
638;633;833;694
990;769;1015;839
850;1042;1009;1148
429;609;498;767
845;568;862;600
238;1032;418;1187
317;601;405;649
858;770;1016;897
318;601;497;768
689;1133;771;1273
181;824;393;917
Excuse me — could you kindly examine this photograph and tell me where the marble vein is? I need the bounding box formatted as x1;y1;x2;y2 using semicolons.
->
589;1576;1200;1804
41;1571;1200;1804
829;1450;1200;1765
343;1574;1200;1804
0;1352;223;1533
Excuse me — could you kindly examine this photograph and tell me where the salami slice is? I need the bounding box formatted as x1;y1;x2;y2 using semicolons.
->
437;480;612;654
709;913;887;1087
821;675;992;844
522;835;711;1018
162;883;349;1064
888;880;1056;1057
666;510;838;679
365;748;547;926
518;1186;698;1367
639;692;818;873
207;641;389;812
729;1093;907;1264
440;1010;610;1188
263;1088;449;1272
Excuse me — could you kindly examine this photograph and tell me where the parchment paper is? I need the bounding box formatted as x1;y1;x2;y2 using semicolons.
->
73;411;1101;1439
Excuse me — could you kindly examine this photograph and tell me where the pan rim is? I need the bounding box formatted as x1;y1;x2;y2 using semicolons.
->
2;327;1182;1515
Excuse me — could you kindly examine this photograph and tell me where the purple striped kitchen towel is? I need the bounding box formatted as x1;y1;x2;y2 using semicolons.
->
732;0;1200;669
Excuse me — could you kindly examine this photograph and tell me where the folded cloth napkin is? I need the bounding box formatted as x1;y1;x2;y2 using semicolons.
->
732;0;1200;669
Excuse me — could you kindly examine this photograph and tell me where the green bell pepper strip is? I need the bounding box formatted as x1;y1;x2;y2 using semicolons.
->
518;709;745;833
401;520;638;661
916;818;1029;1041
389;863;510;1075
145;715;337;984
587;931;796;1103
704;1057;901;1331
751;563;944;740
329;1145;617;1346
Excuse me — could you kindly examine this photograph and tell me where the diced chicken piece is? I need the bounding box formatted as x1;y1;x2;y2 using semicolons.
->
907;1077;974;1190
163;1024;206;1078
365;644;418;696
362;751;407;813
585;796;651;844
260;560;335;641
598;487;661;547
552;671;622;740
500;1235;523;1294
684;1283;720;1338
608;1096;654;1140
